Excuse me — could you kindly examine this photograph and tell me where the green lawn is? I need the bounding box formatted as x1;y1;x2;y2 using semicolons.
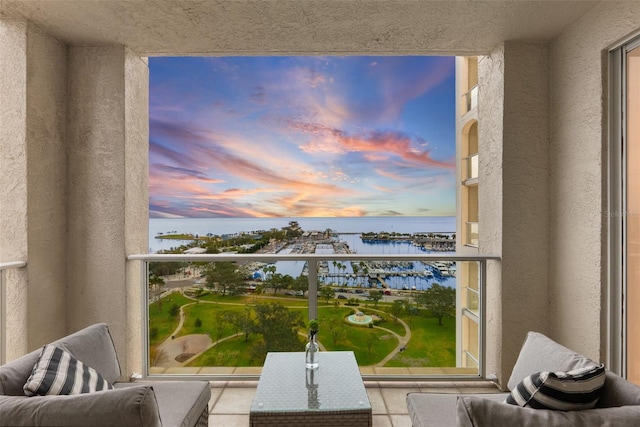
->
149;293;456;368
149;293;192;348
384;314;456;367
187;334;265;367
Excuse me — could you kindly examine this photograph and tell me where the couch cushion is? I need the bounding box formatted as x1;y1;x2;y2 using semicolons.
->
457;395;640;427
506;363;605;410
0;385;161;427
23;345;113;396
0;324;120;396
407;392;507;427
508;331;598;391
597;371;640;408
115;381;211;427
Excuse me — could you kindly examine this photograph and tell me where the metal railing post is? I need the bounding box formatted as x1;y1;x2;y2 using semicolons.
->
307;260;318;321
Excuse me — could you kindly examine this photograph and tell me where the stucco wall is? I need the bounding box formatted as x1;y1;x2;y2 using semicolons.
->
479;42;551;387
25;21;68;349
0;18;29;360
0;19;68;357
67;46;129;365
477;48;504;383
124;49;149;377
549;1;640;362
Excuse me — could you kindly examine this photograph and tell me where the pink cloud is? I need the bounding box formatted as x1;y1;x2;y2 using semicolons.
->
290;121;454;169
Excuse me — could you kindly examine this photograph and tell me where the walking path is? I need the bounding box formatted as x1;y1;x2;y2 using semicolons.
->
155;290;412;367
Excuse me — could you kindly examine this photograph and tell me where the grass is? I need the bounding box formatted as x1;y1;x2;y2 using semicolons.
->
384;314;456;367
149;293;192;348
149;293;456;368
188;335;264;367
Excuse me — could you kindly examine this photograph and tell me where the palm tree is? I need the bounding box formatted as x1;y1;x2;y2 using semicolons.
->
352;264;360;287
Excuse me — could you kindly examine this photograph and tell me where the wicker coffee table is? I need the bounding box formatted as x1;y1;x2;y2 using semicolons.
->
250;351;372;426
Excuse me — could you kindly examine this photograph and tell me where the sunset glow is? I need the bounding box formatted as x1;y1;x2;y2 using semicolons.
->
149;56;455;218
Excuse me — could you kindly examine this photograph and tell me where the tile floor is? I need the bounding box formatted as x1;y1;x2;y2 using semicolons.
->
208;380;501;426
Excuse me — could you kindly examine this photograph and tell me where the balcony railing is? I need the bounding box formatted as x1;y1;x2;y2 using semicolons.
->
129;253;498;381
464;154;479;182
1;261;27;364
463;85;478;114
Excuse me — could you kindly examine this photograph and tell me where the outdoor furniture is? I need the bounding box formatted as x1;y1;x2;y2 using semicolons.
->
250;351;372;426
406;331;640;426
0;323;211;427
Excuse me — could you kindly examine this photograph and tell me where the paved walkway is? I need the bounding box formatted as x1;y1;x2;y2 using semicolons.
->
155;290;412;368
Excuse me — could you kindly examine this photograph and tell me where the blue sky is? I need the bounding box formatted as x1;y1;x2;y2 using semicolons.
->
149;56;456;218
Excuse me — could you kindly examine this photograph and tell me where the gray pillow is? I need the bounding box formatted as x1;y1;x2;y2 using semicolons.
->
508;331;598;391
505;364;605;410
0;323;120;396
23;345;113;396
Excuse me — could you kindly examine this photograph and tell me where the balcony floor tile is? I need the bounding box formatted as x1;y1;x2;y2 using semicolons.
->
207;380;499;426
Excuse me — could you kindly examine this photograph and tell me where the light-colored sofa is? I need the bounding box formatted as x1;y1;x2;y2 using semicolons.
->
407;331;640;426
0;323;211;427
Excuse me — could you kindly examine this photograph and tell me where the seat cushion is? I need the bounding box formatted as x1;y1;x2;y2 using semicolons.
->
597;371;640;408
0;385;161;427
115;381;211;427
0;323;120;396
406;392;507;427
457;395;640;427
508;331;598;391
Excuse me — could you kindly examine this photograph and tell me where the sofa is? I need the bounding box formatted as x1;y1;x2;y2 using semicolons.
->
407;331;640;426
0;323;211;427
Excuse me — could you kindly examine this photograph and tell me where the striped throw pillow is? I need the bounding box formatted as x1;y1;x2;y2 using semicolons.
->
505;364;606;411
23;344;113;396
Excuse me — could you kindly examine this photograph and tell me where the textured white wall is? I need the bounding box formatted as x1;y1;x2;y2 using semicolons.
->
124;50;149;377
478;42;551;387
477;48;504;383
25;22;68;349
0;19;68;358
550;1;640;362
64;46;148;375
501;41;551;382
66;46;129;364
0;18;29;360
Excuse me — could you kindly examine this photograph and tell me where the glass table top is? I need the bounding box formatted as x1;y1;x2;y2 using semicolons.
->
250;351;371;413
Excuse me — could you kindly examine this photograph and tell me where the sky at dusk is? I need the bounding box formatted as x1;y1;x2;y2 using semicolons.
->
149;56;456;219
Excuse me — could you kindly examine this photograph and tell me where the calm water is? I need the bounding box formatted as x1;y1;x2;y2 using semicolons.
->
149;216;457;289
149;216;455;252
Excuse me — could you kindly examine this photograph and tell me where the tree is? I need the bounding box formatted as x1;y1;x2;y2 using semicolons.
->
319;285;335;304
367;290;383;307
352;264;360;287
262;264;276;281
149;274;165;295
327;316;346;345
365;330;379;357
169;303;180;318
390;300;404;324
213;310;230;343
228;306;256;342
402;298;418;327
268;272;287;295
203;261;244;296
415;283;456;326
291;275;308;294
251;302;305;358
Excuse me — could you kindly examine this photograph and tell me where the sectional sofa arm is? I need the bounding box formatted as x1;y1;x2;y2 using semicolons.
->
0;385;162;427
456;396;640;427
